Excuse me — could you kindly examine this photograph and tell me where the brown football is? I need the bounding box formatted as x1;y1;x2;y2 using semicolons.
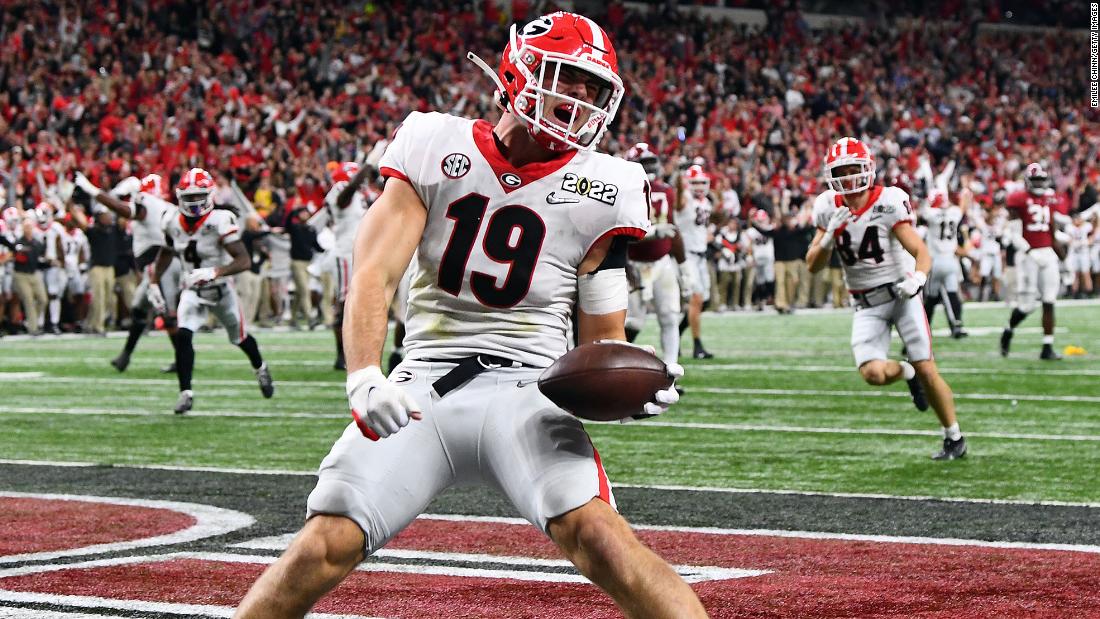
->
538;341;672;422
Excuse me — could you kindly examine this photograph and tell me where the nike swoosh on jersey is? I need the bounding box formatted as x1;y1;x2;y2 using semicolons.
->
546;192;581;205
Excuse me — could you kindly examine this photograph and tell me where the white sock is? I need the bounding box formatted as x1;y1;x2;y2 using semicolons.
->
942;423;962;441
899;360;916;381
49;298;61;324
1042;335;1054;345
660;325;680;366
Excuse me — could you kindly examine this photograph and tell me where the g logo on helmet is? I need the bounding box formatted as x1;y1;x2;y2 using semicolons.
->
441;153;471;179
520;17;552;37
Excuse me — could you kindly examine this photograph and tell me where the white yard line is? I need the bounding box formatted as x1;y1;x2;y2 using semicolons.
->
693;363;1100;376
0;590;371;619
637;420;1100;442
696;386;1100;403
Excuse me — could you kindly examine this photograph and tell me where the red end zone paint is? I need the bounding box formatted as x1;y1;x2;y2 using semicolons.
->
1;518;1098;617
0;497;196;556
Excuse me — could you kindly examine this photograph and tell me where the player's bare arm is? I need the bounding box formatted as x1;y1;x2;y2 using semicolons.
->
150;244;175;285
806;228;831;273
343;177;426;371
73;172;146;221
894;221;932;275
335;163;372;209
215;240;252;279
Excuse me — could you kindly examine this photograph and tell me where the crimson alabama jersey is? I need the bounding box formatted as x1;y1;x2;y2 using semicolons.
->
1005;190;1055;249
163;209;241;275
322;182;368;258
812;185;916;291
378;111;651;367
628;179;675;262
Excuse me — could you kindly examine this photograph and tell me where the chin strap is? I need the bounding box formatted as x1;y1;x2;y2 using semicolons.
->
466;51;509;112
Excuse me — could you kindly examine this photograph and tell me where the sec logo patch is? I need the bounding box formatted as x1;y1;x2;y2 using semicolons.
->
441;153;471;179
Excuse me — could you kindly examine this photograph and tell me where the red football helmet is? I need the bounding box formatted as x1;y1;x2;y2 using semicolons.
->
625;142;660;180
824;137;875;195
331;161;360;184
684;164;710;198
140;174;170;200
1024;162;1053;195
176;168;216;217
483;12;624;152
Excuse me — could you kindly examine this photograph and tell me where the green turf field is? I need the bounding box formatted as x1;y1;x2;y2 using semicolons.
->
2;302;1098;503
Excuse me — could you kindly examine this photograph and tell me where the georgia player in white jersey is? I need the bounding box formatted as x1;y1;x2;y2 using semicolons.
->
1065;212;1093;298
74;171;183;371
34;203;66;334
149;168;274;414
236;12;704;619
806;137;966;461
677;163;715;359
311;161;370;370
920;192;968;338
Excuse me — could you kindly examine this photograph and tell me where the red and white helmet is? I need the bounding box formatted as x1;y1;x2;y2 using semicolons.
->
140;173;170;200
487;12;624;152
1024;162;1053;195
684;164;710;198
34;202;54;228
824;137;875;195
176;168;216;217
331;161;360;184
625;142;660;180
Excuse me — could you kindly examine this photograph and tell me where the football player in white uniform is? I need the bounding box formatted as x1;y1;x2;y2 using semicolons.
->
806;138;966;461
75;172;183;371
919;192;968;337
236;12;704;619
676;164;715;359
150;169;274;414
310;161;371;370
1066;212;1093;298
34;203;66;334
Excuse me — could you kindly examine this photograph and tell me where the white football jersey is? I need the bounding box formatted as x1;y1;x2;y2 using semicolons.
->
1069;221;1093;255
378;111;651;367
132;194;175;264
163;209;240;276
920;204;964;256
322;182;368;258
812;186;916;291
44;221;65;261
62;228;88;269
677;193;713;254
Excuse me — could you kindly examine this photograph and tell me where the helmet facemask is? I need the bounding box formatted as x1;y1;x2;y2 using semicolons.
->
826;161;875;195
177;188;213;218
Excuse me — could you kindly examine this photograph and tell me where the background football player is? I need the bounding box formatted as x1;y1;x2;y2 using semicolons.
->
806;138;966;461
236;12;704;619
676;163;715;359
150;168;274;414
919;191;968;338
1000;163;1064;360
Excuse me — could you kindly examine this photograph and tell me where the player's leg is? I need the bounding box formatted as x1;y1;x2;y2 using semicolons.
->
1002;253;1038;356
236;361;452;618
214;285;273;396
113;271;151;372
1037;250;1061;360
173;289;206;413
943;257;966;337
852;302;927;410
480;374;706;618
331;256;350;369
688;254;712;358
652;257;682;366
45;267;62;334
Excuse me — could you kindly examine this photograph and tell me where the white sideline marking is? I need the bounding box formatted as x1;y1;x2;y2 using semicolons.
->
0;372;44;380
415;513;1100;555
0;610;136;618
3;406;1099;442
696;386;1100;404
228;538;768;583
0;590;371;619
637;421;1100;442
0;492;254;565
694;363;1100;377
2;459;1098;509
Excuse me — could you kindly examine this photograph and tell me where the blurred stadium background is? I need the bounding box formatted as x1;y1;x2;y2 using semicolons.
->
1;1;1098;618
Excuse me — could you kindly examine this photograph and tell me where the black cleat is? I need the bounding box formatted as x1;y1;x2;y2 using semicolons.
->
1000;328;1013;357
692;349;714;360
932;436;967;461
951;327;969;339
256;364;275;398
174;390;193;415
334;356;346;371
161;362;177;374
1040;344;1062;361
907;376;929;411
110;352;131;372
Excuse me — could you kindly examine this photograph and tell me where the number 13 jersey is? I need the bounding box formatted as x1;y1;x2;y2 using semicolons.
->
812;185;915;291
378;111;651;368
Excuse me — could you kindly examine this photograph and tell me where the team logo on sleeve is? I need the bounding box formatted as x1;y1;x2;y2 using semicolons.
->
441;153;471;179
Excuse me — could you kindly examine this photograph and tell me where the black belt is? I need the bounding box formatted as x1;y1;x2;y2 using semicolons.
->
425;354;524;398
849;282;898;310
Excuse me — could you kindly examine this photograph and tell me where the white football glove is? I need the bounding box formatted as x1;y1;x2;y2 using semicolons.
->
73;172;100;198
346;366;422;440
819;207;849;250
182;267;219;289
653;223;678;239
110;176;142;199
593;340;684;423
677;261;699;297
147;283;167;314
896;271;927;298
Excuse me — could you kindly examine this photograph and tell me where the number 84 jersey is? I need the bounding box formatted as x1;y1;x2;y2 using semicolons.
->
378;111;651;368
812;185;915;291
162;209;240;275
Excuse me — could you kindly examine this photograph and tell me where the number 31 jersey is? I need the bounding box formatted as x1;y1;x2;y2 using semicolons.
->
812;185;915;291
378;111;651;368
162;209;241;275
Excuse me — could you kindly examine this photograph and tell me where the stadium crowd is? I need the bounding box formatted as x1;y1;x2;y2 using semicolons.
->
1;0;1097;336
